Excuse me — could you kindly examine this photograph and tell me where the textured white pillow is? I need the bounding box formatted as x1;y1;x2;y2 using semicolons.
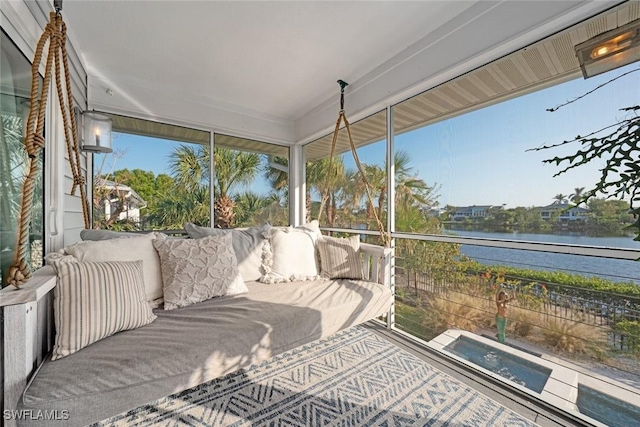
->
317;235;363;279
260;227;320;283
183;223;270;282
153;233;247;310
63;233;164;303
50;260;156;360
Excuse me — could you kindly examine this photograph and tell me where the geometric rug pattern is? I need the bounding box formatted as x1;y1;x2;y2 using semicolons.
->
93;326;538;426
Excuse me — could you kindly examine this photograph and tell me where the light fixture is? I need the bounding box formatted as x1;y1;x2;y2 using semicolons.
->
575;20;640;79
81;110;113;153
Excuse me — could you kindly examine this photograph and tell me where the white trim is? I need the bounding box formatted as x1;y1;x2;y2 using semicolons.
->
289;145;304;226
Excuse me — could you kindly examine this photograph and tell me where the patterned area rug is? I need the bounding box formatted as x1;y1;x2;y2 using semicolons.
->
94;326;538;426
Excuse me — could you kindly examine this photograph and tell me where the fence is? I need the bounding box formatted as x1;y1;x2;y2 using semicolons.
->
395;261;640;354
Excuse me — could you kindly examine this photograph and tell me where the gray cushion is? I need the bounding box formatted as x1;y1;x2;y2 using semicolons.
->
183;223;270;281
20;278;391;426
80;229;143;241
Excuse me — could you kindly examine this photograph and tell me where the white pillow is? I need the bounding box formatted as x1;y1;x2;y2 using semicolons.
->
260;226;320;283
50;260;156;360
153;233;247;310
63;233;163;303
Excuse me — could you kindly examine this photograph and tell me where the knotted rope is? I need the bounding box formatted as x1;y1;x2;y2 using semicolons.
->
7;11;90;288
318;81;390;248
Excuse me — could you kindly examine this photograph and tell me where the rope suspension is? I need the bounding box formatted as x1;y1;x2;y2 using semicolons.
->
318;81;391;248
7;4;90;288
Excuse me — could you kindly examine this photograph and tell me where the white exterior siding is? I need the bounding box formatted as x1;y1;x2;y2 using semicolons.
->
2;0;89;252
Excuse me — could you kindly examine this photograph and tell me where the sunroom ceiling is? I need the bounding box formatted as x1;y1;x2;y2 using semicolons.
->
59;1;627;146
305;1;640;160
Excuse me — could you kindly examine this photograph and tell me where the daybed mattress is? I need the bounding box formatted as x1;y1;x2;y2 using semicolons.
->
18;279;392;426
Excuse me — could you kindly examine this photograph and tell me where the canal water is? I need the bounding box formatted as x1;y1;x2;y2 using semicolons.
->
444;230;640;285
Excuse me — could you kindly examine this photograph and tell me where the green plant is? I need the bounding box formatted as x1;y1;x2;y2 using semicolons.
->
614;319;640;355
541;318;608;361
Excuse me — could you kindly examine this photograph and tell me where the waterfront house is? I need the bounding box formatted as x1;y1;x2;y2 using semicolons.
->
452;205;496;221
538;201;590;222
2;1;640;426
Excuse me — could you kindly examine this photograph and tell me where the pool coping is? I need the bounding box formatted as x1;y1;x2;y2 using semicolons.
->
428;329;640;427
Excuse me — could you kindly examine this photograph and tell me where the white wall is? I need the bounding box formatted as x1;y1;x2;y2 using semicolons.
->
1;0;90;250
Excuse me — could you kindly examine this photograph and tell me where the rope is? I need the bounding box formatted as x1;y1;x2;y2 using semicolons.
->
318;82;391;248
6;11;90;288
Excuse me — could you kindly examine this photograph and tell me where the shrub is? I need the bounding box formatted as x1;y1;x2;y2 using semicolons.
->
540;318;608;361
507;307;538;338
614;319;640;355
422;291;493;334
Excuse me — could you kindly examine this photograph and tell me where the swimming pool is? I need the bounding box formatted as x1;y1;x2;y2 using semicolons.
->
577;385;640;427
428;329;640;427
445;335;551;393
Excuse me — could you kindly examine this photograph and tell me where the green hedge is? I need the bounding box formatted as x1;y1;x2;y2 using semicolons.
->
462;261;640;300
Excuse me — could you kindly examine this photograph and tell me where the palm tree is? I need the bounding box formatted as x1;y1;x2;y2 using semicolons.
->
147;186;210;229
553;193;567;204
169;145;260;228
307;157;345;225
570;187;585;203
214;148;261;227
233;192;272;226
393;150;438;210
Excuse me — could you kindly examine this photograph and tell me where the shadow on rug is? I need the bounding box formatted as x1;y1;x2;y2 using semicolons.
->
93;326;537;426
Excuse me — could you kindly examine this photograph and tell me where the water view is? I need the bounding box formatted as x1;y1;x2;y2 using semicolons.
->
446;230;640;285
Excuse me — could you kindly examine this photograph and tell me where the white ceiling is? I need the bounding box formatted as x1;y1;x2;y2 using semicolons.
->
60;1;623;144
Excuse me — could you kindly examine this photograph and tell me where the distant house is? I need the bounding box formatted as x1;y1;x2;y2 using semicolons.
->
452;205;495;221
537;201;588;222
95;179;147;223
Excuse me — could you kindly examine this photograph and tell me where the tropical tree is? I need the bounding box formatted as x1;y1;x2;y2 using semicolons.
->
169;145;261;228
553;193;567;204
307;157;345;225
570;187;585;203
531;68;640;240
146;186;210;229
233;192;272;227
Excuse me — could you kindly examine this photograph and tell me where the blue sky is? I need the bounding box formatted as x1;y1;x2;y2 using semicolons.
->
97;64;640;209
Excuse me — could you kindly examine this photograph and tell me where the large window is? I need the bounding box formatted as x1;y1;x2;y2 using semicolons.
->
0;30;44;287
388;11;640;406
92;117;290;231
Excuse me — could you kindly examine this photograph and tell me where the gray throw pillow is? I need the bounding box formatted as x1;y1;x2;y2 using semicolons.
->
183;223;270;282
49;260;156;360
317;235;363;279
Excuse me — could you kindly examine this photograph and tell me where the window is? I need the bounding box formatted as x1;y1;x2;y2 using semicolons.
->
0;30;44;287
93;115;211;231
92;117;290;231
213;134;289;228
389;11;640;396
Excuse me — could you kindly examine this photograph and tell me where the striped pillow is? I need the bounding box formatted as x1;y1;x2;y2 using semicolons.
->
50;261;156;360
317;235;363;279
